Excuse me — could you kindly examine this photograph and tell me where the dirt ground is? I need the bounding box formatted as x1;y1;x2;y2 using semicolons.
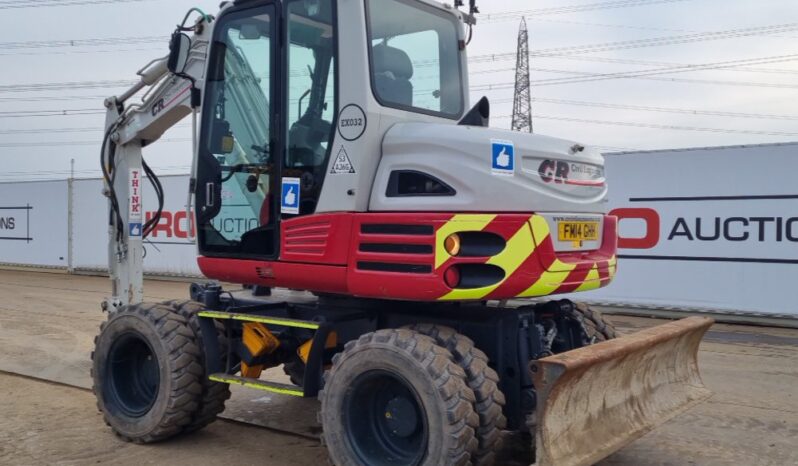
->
0;269;797;466
0;373;326;466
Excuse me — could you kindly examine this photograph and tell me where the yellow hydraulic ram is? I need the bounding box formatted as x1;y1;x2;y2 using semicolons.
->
531;316;714;466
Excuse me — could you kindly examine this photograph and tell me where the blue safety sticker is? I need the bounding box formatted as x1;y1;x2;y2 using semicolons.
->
491;140;515;175
281;177;301;215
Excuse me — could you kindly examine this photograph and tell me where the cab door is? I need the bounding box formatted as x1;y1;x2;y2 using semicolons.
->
196;1;281;259
195;0;337;261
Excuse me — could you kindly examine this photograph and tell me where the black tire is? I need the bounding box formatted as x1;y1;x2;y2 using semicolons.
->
320;329;479;466
283;354;306;387
563;301;617;343
166;300;232;433
91;303;203;443
405;324;507;466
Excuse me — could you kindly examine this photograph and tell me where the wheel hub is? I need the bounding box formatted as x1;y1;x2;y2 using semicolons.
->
344;370;428;465
107;333;160;418
384;396;419;438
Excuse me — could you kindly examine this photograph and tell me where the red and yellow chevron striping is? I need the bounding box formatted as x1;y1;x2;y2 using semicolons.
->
435;214;616;301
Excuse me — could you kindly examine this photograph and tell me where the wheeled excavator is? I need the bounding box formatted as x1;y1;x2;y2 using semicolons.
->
92;1;713;465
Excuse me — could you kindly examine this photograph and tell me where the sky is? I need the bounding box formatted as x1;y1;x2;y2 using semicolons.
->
0;0;797;182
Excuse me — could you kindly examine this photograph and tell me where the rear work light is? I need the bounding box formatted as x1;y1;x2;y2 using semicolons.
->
444;233;461;256
443;266;461;288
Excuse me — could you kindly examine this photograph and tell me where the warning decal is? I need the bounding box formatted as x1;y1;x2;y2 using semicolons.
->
330;146;356;174
129;169;142;239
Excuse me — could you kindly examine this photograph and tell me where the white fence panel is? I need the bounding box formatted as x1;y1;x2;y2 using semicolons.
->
0;180;68;267
575;142;798;316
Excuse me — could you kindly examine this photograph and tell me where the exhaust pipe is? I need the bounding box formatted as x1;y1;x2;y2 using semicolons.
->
530;316;713;466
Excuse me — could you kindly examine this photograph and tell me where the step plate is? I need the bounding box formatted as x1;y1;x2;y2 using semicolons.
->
209;373;305;397
198;310;320;330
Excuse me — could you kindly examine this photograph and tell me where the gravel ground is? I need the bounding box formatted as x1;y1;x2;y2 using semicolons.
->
0;269;796;465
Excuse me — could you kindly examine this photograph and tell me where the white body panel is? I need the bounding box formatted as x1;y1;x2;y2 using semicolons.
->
369;123;607;213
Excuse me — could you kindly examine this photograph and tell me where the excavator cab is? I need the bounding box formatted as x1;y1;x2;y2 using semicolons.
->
191;0;473;264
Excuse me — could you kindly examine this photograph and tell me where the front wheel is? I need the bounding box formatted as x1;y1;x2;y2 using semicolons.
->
91;303;204;443
320;329;479;466
167;300;232;433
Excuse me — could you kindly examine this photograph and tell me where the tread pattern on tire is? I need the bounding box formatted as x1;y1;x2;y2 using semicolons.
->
565;301;617;343
282;355;306;387
91;303;204;443
320;329;479;466
405;324;507;466
166;300;232;433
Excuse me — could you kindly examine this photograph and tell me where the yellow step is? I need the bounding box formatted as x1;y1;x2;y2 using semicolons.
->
209;373;305;397
198;310;320;330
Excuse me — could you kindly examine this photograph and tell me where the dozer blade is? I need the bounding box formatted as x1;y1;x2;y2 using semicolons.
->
530;316;713;466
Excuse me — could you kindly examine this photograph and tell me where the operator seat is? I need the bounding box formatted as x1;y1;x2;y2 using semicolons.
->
372;43;414;107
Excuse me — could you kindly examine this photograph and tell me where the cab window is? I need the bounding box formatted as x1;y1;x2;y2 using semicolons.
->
366;0;464;118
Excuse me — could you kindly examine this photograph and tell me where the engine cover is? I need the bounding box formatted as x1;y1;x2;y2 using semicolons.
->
369;122;608;214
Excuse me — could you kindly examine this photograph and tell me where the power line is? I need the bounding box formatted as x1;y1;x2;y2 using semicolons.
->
467;59;798;91
2;50;793;105
0;123;192;135
524;23;798;60
0;109;104;118
0;95;108;103
493;114;798;137
547;55;798;76
529;98;798;121
0;79;136;93
527;54;798;86
486;96;798;121
520;17;798;41
451;23;798;71
480;0;692;23
0;138;191;148
468;54;798;80
0;46;163;57
0;35;164;50
0;0;153;10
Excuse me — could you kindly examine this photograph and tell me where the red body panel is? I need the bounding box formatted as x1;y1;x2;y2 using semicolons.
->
197;212;618;301
280;213;353;265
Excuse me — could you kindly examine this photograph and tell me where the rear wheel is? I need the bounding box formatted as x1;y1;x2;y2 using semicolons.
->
563;301;617;343
405;324;507;466
91;303;203;443
166;300;232;432
282;354;306;387
320;329;479;466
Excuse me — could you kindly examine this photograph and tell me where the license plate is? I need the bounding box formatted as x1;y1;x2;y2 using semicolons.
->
558;221;599;242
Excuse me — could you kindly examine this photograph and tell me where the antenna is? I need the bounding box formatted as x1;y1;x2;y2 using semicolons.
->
511;17;532;133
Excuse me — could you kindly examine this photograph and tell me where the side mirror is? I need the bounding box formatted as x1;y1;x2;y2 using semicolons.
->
168;32;191;74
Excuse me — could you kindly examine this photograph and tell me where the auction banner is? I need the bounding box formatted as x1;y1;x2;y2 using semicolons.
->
576;142;798;316
0;180;69;267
